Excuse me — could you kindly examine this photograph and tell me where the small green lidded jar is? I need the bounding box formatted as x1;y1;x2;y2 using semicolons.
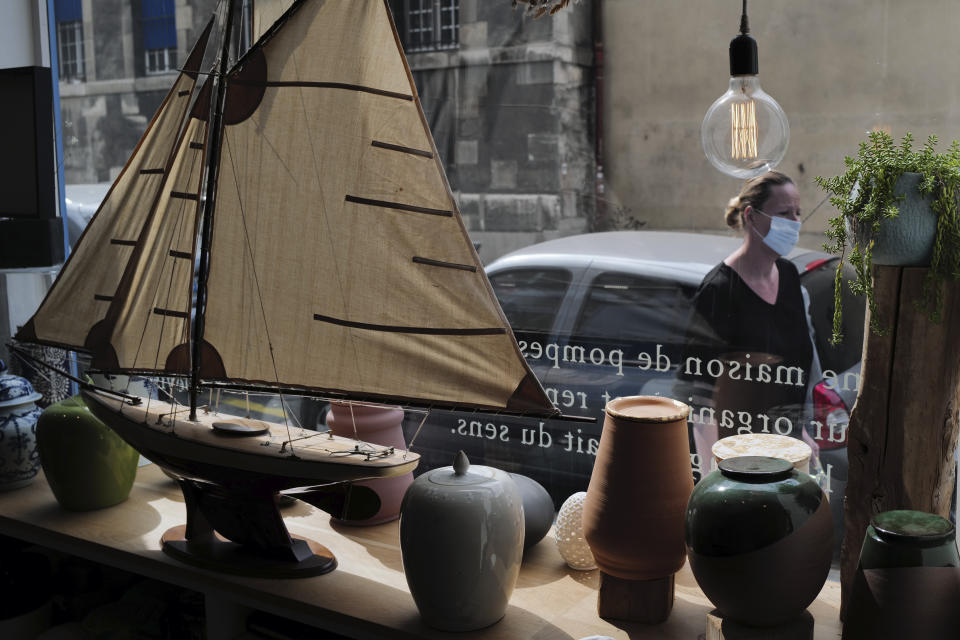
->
860;510;960;570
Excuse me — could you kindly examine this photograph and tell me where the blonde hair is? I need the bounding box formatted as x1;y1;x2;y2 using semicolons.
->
724;170;794;230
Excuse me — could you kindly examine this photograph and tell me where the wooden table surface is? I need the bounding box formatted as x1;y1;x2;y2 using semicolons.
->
0;464;843;639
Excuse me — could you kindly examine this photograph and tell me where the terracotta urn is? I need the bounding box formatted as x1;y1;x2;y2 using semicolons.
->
685;456;833;627
0;360;43;490
400;451;524;631
327;402;412;525
582;396;693;622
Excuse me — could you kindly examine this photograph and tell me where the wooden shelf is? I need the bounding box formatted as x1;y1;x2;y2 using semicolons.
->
0;464;843;639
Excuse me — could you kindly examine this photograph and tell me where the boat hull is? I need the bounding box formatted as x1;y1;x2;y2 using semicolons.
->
81;389;417;576
81;389;419;491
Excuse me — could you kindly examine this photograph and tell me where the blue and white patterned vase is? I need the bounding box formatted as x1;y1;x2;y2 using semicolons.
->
0;360;44;490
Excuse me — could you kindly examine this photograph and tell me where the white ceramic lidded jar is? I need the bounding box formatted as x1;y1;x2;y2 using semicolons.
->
0;360;44;490
399;450;524;631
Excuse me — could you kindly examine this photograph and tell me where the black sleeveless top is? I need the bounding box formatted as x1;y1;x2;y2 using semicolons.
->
677;258;813;433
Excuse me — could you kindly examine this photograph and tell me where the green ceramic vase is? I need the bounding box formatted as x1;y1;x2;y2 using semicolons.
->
36;394;140;510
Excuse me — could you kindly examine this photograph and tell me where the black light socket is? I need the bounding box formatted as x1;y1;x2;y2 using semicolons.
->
729;32;758;76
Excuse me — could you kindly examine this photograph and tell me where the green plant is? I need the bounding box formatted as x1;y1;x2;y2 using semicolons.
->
815;131;960;343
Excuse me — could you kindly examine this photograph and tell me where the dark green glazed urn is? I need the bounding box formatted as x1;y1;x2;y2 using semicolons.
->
685;456;833;627
37;394;140;511
860;509;959;570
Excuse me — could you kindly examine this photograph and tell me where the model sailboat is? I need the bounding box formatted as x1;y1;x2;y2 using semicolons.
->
14;0;558;576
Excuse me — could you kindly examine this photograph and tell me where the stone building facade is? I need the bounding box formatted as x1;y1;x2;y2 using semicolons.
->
56;0;599;263
390;1;597;261
56;0;216;183
56;2;960;260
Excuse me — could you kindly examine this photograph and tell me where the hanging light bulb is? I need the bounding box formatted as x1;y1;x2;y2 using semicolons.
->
701;0;789;179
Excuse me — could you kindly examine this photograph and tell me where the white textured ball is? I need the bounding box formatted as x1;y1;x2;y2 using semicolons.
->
555;491;597;571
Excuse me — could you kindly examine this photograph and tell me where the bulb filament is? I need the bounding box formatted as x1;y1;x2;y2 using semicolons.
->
731;100;758;160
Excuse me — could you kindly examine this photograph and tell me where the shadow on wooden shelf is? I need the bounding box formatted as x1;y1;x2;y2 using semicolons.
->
516;538;596;590
706;609;814;640
25;477;164;540
328;518;405;575
245;610;353;639
561;566;601;590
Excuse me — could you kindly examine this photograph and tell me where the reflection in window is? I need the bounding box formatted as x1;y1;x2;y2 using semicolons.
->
574;272;695;344
142;0;178;75
54;0;85;81
393;0;460;53
238;0;253;57
491;268;571;334
145;48;177;75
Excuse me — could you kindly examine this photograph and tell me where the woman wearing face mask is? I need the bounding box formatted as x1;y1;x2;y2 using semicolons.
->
676;170;822;477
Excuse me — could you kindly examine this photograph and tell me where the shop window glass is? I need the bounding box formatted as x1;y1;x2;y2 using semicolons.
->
573;272;695;350
490;268;571;335
48;1;907;570
238;0;253;56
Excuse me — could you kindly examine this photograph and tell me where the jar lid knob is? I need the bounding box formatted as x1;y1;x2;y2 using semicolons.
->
453;450;470;475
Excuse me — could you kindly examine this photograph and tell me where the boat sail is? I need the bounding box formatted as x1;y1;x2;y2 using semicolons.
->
13;0;559;575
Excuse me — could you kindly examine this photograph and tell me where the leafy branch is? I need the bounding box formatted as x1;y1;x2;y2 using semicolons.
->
815;131;960;343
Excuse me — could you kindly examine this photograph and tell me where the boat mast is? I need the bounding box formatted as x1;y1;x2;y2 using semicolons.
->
190;0;237;420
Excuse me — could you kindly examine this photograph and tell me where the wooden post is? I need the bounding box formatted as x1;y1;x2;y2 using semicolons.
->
840;265;960;617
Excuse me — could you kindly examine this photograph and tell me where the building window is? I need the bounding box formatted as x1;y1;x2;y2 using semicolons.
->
145;47;177;75
141;0;178;75
394;0;459;53
54;0;85;81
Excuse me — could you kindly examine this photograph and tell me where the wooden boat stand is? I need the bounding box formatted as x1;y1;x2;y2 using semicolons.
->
160;474;381;578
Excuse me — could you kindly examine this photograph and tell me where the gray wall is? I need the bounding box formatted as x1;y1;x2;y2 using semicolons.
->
603;0;960;250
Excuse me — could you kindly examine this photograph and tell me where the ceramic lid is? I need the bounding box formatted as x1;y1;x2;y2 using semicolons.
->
426;450;500;486
871;510;956;545
605;396;689;422
718;455;794;481
0;360;43;408
712;433;812;469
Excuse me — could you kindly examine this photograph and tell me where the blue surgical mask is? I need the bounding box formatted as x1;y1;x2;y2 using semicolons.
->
750;208;801;256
